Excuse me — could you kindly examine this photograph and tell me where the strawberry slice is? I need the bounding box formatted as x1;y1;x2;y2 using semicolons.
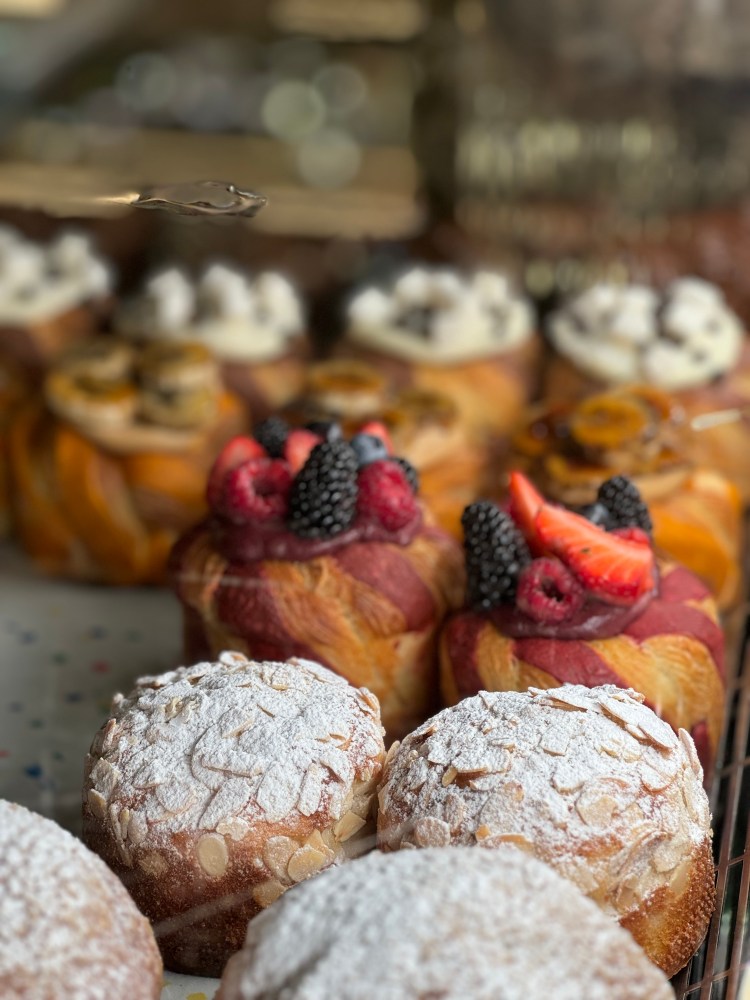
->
284;428;323;475
507;471;545;552
206;436;266;510
534;502;655;604
358;420;394;455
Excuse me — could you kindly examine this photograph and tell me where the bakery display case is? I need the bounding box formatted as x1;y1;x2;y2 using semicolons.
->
3;2;750;998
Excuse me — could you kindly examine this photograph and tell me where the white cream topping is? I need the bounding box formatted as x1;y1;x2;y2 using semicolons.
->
347;266;535;364
0;227;112;325
118;263;304;362
549;278;744;391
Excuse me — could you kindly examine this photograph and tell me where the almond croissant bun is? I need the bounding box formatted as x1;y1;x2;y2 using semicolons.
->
440;473;725;778
8;338;245;584
170;424;464;739
509;384;743;611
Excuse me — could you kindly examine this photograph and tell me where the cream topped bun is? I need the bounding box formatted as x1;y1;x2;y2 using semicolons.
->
549;278;744;391
118;263;304;363
0;226;112;325
347;266;535;364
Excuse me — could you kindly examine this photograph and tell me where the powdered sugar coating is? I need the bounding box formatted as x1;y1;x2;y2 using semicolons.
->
217;847;674;1000
85;653;385;853
378;684;710;922
0;799;161;1000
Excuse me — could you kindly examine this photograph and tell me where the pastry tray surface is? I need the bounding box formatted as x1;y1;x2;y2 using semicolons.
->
1;541;749;999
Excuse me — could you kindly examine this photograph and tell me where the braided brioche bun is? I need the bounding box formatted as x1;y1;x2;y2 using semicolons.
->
83;653;386;977
217;846;674;1000
0;799;162;1000
377;684;714;977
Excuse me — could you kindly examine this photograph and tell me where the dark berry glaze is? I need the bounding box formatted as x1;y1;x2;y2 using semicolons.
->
210;507;424;563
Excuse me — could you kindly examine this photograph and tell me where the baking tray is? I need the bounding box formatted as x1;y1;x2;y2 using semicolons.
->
1;540;748;998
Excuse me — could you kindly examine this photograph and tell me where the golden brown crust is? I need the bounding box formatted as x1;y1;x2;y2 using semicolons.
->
620;834;715;979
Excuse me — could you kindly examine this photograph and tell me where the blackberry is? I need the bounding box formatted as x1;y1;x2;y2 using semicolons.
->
254;416;289;458
287;440;359;538
597;476;652;533
461;501;531;611
392;456;419;494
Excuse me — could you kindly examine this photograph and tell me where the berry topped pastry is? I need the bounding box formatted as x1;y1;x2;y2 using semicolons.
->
510;384;743;610
0;227;112;375
284;358;494;539
116;263;308;420
170;419;464;739
339;266;540;444
8;338;245;584
545;277;750;502
440;471;725;776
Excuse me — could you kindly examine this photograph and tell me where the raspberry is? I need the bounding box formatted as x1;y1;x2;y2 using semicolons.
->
597;476;652;534
253;416;289;458
356;460;420;531
462;501;531;611
516;557;585;623
287;440;359;538
392;456;419;494
217;458;292;524
284;428;323;475
206;436;266;510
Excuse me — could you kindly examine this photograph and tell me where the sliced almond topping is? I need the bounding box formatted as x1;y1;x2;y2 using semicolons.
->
475;824;492;842
333;811;366;842
412;817;451;848
287;844;329;883
87;789;107;819
492;833;535;852
138;851;168;877
253;879;286;908
263;836;299;882
196;833;229;878
679;729;703;779
441;765;458;787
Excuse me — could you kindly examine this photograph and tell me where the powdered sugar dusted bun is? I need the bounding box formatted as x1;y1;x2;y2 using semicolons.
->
0;799;162;1000
377;684;714;977
217;846;675;1000
82;652;386;977
549;278;743;391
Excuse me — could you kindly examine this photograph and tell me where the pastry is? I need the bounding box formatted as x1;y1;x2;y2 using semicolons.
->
0;355;29;536
117;262;308;420
284;359;491;538
216;846;674;1000
82;652;385;977
509;384;743;610
546;277;750;502
377;684;714;978
0;799;162;1000
8;337;245;584
440;472;725;775
340;265;541;443
0;227;112;376
170;423;464;739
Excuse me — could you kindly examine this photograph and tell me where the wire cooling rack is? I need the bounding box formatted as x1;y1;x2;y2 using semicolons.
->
672;608;750;1000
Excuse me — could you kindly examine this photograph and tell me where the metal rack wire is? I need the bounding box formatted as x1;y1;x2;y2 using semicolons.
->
673;610;750;999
